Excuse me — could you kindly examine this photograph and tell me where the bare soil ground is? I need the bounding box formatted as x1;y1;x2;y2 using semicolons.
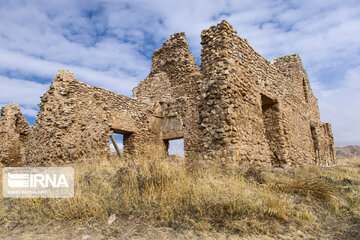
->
2;219;359;240
2;219;360;240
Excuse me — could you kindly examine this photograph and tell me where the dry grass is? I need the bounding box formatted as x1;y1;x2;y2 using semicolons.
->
0;156;359;238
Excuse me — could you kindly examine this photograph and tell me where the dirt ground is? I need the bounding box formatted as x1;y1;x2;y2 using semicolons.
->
1;217;359;240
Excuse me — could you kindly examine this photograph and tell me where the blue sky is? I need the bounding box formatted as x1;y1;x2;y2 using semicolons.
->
0;0;360;147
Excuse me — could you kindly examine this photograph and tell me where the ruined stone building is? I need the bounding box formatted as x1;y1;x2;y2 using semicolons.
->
0;20;337;167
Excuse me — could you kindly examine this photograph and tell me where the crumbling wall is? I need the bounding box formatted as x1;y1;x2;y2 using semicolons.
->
133;33;202;161
316;123;337;165
24;70;163;165
198;20;337;167
272;54;326;165
198;21;276;167
24;33;202;166
134;33;200;102
272;54;320;121
0;104;31;166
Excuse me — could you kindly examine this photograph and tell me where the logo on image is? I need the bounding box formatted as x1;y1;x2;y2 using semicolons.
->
3;167;74;198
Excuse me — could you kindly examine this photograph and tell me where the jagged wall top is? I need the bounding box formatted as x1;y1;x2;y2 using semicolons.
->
150;32;199;79
133;32;200;104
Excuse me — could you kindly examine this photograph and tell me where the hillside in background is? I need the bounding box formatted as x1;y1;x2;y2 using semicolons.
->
336;145;360;159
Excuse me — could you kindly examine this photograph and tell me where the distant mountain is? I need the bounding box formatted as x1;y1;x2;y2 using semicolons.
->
336;145;360;159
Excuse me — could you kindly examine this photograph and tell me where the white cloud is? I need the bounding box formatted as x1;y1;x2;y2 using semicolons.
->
0;76;49;106
20;107;39;118
315;66;360;146
0;48;140;95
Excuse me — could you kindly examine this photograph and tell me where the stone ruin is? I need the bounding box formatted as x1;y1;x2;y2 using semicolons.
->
0;104;31;166
0;20;337;167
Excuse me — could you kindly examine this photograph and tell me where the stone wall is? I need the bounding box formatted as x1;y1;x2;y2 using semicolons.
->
316;123;337;165
24;70;164;165
133;33;202;161
0;104;31;166
0;20;337;167
24;33;202;165
197;20;336;167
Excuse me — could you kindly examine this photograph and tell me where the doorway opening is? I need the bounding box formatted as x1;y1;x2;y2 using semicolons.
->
261;94;283;165
310;125;319;161
109;128;133;157
164;138;184;158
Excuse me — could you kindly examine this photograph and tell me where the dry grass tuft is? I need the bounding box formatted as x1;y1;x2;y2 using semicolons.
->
0;156;359;237
278;177;335;203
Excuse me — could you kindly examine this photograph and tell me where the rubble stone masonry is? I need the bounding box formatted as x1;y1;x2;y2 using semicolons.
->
0;20;337;167
0;104;31;166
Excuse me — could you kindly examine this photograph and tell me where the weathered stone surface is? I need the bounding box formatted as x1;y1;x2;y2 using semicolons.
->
0;104;31;166
0;20;337;168
197;20;337;167
133;32;202;162
24;70;165;165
